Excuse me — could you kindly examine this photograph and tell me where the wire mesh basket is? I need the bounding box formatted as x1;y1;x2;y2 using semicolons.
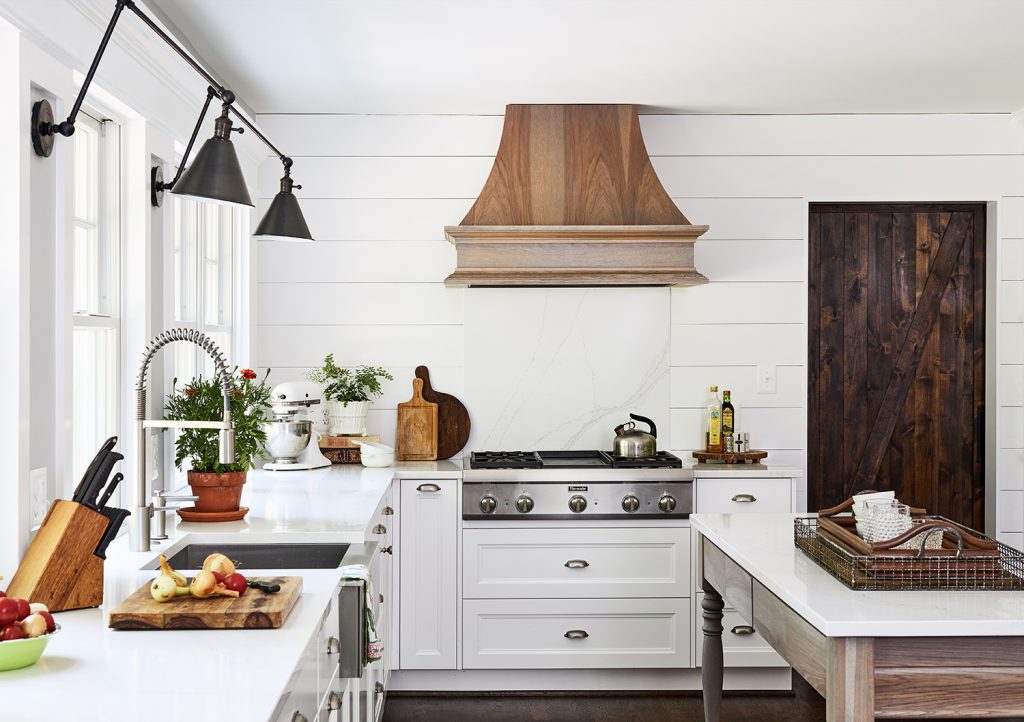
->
794;516;1024;591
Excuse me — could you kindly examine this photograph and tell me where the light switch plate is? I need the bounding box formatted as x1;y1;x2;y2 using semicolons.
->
757;365;777;394
30;467;48;526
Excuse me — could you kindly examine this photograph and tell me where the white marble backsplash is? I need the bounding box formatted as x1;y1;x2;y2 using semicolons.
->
464;287;670;451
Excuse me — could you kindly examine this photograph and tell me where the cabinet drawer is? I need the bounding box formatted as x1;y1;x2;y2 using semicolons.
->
318;594;341;704
463;527;690;599
463;598;691;669
695;602;788;668
695;478;792;514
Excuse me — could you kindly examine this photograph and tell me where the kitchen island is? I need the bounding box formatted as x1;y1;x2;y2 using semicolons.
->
692;512;1024;721
5;462;460;722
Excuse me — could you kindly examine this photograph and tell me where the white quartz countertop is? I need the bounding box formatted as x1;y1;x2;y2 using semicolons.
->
684;460;803;478
6;462;458;722
691;513;1024;637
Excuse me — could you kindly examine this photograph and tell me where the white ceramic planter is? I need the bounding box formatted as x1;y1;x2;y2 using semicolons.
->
326;399;370;436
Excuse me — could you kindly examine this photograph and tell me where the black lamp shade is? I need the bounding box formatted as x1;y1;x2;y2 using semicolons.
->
170;135;253;208
254;183;314;242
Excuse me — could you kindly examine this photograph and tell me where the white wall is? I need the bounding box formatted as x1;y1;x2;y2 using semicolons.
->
256;112;1024;541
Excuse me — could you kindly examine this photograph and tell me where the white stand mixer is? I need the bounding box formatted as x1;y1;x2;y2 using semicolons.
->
263;381;332;471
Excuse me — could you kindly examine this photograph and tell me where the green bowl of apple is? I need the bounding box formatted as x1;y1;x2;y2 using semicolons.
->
0;624;59;671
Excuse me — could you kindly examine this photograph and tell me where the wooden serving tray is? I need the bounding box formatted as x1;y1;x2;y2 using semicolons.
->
109;576;302;630
692;449;767;464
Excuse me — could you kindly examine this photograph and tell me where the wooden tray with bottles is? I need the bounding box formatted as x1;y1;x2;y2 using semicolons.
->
692;449;767;464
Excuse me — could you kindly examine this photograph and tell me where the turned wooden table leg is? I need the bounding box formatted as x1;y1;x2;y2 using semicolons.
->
702;583;725;722
826;637;875;722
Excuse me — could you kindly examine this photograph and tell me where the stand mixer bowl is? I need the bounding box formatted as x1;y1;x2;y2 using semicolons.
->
263;420;313;463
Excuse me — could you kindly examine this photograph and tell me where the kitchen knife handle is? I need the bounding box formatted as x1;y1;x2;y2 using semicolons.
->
97;472;123;508
247;580;281;593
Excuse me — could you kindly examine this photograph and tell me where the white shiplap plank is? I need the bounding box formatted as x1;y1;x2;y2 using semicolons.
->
257;324;464;368
256;114;504;157
997;450;1024;491
1002;238;1024;281
1000;364;1024;407
695;240;807;282
259;156;493;199
1000;324;1024;365
997;491;1024;532
258;240;456;283
671;282;804;324
640;114;1024;157
258;365;464;410
256;198;474;241
670;365;804;408
671;324;805;366
674;198;806;240
1001;197;1024;238
670;407;804;451
1000;282;1024;323
999;407;1024;449
652;155;1024;200
258;283;464;325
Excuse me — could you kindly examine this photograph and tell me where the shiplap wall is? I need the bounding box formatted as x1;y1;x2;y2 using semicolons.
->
255;112;1024;539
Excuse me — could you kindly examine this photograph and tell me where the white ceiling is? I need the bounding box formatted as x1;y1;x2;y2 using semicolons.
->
148;0;1024;115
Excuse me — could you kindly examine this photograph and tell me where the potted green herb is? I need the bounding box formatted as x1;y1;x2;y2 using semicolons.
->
165;368;271;512
306;355;393;435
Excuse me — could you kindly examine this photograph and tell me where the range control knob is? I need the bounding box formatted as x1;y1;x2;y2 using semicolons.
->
568;495;588;514
658;494;677;513
621;495;640;513
479;495;498;514
515;495;535;513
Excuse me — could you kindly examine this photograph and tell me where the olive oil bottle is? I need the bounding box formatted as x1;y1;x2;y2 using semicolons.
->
706;385;723;453
721;389;735;453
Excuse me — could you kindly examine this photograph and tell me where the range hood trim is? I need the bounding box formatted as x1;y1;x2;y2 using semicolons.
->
444;104;710;288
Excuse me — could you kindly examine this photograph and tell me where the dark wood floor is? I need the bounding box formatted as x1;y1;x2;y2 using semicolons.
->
383;673;1024;721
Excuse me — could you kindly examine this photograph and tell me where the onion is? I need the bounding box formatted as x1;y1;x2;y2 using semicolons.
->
202;553;236;578
28;602;48;614
190;570;239;599
19;614;47;638
151;574;190;603
159;554;188;588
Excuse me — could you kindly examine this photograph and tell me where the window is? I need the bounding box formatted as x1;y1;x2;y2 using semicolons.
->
71;112;121;488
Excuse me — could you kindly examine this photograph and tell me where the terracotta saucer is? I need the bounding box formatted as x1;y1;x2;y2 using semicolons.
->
177;506;249;523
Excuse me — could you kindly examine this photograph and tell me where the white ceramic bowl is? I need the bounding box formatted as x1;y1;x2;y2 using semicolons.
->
354;440;395;468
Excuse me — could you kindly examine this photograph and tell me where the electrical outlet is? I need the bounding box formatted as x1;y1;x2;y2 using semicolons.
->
30;467;48;526
757;365;777;394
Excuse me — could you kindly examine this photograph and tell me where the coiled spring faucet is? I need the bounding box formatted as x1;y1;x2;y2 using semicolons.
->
130;329;235;552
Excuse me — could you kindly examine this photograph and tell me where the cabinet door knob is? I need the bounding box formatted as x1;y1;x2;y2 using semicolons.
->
732;494;757;503
382;506;394;515
373;523;387;535
326;636;341;654
564;629;589;640
564;559;589;569
327;691;342;711
379;592;384;604
375;681;385;694
730;625;756;635
291;713;308;722
416;483;441;492
381;545;393;555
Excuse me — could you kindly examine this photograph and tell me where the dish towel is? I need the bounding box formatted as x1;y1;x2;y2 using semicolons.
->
339;564;383;665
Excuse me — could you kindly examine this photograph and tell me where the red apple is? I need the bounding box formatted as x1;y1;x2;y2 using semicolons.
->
0;624;25;641
0;590;6;598
37;610;56;633
222;573;247;595
12;598;30;621
0;598;18;627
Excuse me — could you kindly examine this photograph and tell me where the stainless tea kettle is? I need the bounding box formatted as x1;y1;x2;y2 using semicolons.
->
612;414;658;458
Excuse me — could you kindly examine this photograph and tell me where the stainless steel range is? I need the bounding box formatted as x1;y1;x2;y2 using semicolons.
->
462;450;693;520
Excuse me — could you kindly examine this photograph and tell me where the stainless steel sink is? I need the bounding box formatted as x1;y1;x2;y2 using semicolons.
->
151;542;351;570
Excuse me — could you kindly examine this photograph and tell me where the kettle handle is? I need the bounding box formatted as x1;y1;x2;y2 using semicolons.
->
629;413;657;439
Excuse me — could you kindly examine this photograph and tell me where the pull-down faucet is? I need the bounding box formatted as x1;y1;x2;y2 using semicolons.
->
130;329;236;552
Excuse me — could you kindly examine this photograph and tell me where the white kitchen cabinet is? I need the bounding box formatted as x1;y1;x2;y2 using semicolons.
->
463;527;690;599
399;478;459;669
463;597;691;669
274;611;326;722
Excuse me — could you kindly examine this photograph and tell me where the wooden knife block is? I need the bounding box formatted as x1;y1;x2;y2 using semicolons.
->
7;500;107;611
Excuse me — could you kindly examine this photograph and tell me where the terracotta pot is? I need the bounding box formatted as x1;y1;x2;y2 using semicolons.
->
187;470;246;513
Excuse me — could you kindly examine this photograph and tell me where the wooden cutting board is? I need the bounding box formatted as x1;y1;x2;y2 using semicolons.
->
108;576;302;630
396;377;438;461
415;365;470;460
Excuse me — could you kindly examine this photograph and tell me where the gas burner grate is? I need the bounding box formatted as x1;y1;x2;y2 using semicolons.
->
470;451;543;469
609;451;683;469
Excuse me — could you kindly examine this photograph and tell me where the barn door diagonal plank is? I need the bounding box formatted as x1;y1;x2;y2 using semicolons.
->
849;211;973;494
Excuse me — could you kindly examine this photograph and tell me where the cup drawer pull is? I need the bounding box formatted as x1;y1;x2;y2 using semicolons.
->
417;483;441;492
373;523;387;535
732;494;757;503
731;625;756;635
564;559;590;569
564;629;589;640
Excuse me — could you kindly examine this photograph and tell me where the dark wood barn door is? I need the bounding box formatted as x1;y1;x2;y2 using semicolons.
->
808;203;985;528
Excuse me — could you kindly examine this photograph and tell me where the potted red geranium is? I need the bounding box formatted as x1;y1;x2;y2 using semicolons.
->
165;368;271;512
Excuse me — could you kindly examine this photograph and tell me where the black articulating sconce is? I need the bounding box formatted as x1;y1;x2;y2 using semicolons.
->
31;0;314;240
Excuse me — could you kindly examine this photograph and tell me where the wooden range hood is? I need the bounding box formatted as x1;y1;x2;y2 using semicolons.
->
444;104;708;287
